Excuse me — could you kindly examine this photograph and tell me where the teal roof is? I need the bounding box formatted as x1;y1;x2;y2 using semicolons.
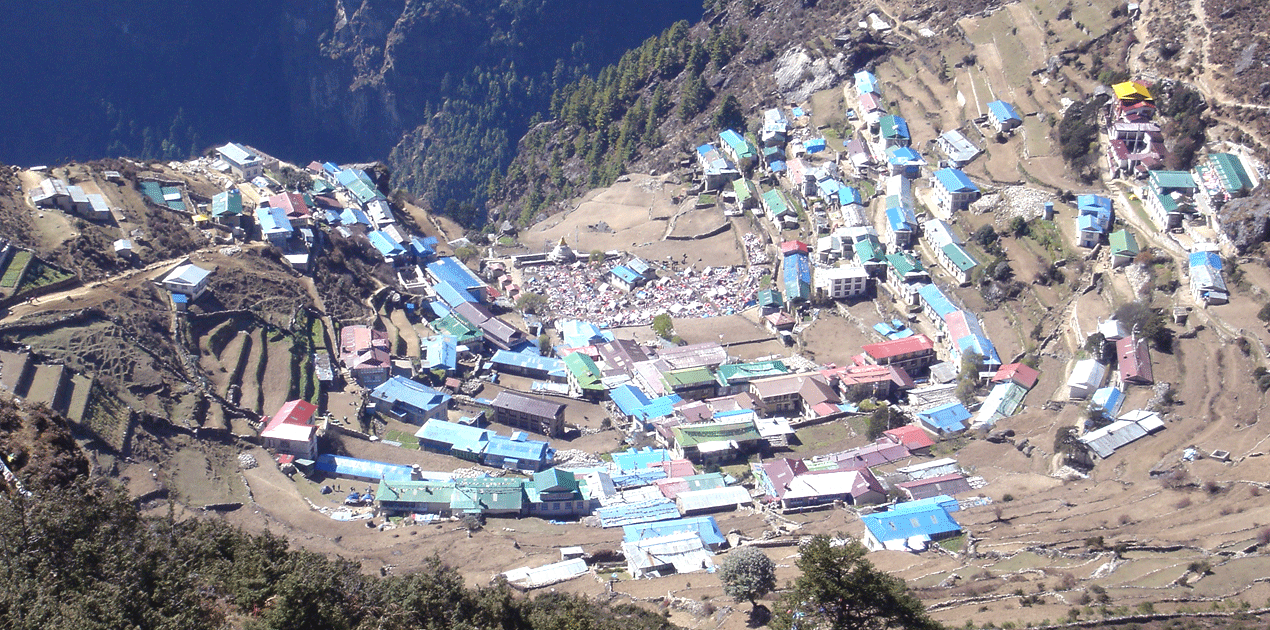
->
757;288;783;307
1148;170;1197;191
376;480;455;505
532;468;580;494
1210;153;1254;193
715;360;789;385
663;367;717;388
733;178;758;202
941;243;978;272
211;190;243;217
450;478;525;513
886;252;925;276
855;236;884;264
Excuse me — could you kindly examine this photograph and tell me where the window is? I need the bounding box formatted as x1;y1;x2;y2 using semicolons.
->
552;502;560;510
888;522;897;530
931;515;939;525
910;517;920;528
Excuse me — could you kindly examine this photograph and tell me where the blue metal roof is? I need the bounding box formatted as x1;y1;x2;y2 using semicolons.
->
611;469;669;488
862;495;961;544
597;499;680;528
1077;194;1113;216
783;253;812;301
887;146;923;164
411;236;436;258
490;349;566;379
917;402;971;433
415;419;490;453
315;454;414;481
806;138;827;152
485;434;552;462
610;265;641;285
1188;251;1222;270
560;320;613;349
623;516;725;546
855;70;879;94
340;206;370;226
953;313;1001;365
369;230;406;257
427;257;484;290
933;168;978;193
611;384;653;417
917;284;957;319
987;100;1021;123
838;186;863;206
420;335;458;371
370;376;450;412
256;206;293;235
433;279;478;307
612;447;673;473
886;205;915;233
1091;386;1124;416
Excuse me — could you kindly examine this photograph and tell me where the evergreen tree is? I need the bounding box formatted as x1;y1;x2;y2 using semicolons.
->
773;536;942;630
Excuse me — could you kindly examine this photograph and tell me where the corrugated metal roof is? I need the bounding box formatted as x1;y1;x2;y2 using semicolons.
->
623;516;725;547
861;495;960;544
316;454;414;481
676;486;752;513
596;498;680;527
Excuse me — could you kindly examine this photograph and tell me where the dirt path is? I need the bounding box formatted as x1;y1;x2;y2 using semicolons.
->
0;252;204;322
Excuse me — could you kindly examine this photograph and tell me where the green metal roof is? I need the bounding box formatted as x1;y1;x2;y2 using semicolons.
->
1109;229;1140;256
732;178;758;202
715;360;789;385
532;468;580;494
762;189;790;215
757;288;783;307
682;472;728;491
563;352;604;391
672;419;761;448
1210;153;1253;193
375;480;455;504
433;313;483;345
1148;170;1197;191
941;243;978;272
663;366;717;388
886;251;925;276
856;236;884;263
449;478;525;513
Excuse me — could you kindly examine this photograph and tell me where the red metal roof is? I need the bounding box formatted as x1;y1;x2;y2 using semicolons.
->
992;363;1039;389
861;334;934;360
268;192;311;220
1117;336;1153;385
883;424;935;451
781;240;809;255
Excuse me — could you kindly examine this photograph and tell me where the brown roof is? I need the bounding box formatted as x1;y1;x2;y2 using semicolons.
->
1117;336;1153;385
491;390;564;419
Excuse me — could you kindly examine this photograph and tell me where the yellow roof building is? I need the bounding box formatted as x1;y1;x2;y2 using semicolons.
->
1112;81;1153;102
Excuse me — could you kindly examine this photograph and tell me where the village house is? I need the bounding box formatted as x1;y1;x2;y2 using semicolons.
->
830;363;914;401
719;129;757;169
748;372;841;419
670;417;762;464
1188;250;1227;306
211;189;246;228
936;129;980;167
525;468;591;517
563;352;605;400
1067;359;1107;399
915;401;971;437
451;302;526;351
161;262;213;300
696;143;739;191
216;142;263;180
860;495;962;552
368;376;451;424
339;325;391;387
1142;170;1199;229
814;264;870;299
861;335;936;375
1194;152;1255;209
1109;229;1140;267
490;390;566;437
986;100;1022;133
883;252;928;306
260;399;319;460
879;114;911;149
1076;194;1113;248
256;205;294;246
1117;335;1153;386
931;168;981;213
483;433;555;472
